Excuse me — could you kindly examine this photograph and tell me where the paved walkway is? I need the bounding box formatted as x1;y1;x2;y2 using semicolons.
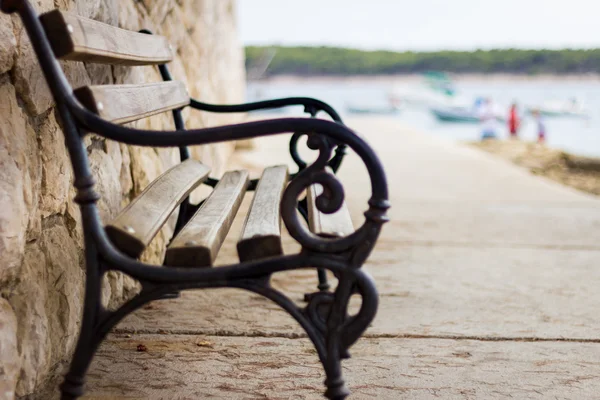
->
84;116;600;399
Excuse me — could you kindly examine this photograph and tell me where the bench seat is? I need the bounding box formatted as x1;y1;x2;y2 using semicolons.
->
165;170;249;267
237;165;288;262
105;159;210;258
107;162;353;266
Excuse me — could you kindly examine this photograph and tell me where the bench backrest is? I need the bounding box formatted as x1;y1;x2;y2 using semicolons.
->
1;0;196;241
38;9;191;125
40;10;174;65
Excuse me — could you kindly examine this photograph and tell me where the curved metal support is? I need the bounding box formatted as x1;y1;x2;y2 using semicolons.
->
290;131;309;170
60;253;377;400
60;218;104;400
281;133;388;254
289;123;347;175
0;0;17;12
297;197;331;294
65;111;383;196
190;96;343;122
153;61;343;123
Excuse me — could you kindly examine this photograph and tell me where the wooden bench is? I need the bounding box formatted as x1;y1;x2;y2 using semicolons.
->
2;2;389;400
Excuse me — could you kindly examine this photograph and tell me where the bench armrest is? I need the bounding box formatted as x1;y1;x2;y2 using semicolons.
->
158;63;348;175
156;63;343;123
67;95;389;255
160;64;348;174
189;97;342;122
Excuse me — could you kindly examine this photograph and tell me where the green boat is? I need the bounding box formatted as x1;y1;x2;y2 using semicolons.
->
423;71;456;97
430;107;480;123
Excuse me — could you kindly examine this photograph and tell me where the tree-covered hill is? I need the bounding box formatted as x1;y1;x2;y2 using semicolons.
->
245;46;600;76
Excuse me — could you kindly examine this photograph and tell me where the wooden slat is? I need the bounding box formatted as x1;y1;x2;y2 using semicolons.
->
237;165;288;262
307;170;354;238
165;170;249;267
105;159;211;258
74;81;190;124
40;10;174;65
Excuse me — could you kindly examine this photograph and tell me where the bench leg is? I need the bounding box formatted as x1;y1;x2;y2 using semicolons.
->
317;268;331;291
59;246;376;400
238;277;354;399
60;246;103;400
298;197;331;296
301;266;378;400
60;278;178;399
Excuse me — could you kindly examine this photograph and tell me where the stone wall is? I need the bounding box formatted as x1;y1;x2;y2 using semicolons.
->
0;0;246;398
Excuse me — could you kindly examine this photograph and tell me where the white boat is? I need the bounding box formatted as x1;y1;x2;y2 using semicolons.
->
345;94;403;115
430;106;480;123
390;72;461;109
527;98;589;118
345;105;402;115
430;99;506;124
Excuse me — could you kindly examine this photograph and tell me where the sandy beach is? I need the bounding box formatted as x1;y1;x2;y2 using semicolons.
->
470;139;600;196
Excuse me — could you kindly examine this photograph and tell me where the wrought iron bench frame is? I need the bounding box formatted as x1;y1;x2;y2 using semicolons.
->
1;1;389;399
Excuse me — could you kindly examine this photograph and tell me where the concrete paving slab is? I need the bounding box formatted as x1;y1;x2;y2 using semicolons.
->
382;202;600;249
371;246;600;339
82;335;600;400
116;245;600;340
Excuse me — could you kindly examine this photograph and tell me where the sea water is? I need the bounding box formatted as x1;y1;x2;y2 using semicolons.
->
247;78;600;157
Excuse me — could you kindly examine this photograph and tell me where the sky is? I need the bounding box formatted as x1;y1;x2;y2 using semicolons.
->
237;0;600;51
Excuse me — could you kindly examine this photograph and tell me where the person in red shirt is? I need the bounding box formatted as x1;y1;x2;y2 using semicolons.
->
508;102;520;138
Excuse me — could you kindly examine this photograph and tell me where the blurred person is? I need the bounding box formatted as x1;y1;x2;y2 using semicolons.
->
508;102;520;138
479;98;498;140
532;110;546;144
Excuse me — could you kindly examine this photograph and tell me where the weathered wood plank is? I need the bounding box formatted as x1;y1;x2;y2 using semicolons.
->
105;159;210;258
74;81;190;124
237;165;288;262
166;170;249;267
307;170;354;238
40;10;174;65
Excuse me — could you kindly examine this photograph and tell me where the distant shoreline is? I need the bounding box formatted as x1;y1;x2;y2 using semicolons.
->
246;47;600;77
252;73;600;84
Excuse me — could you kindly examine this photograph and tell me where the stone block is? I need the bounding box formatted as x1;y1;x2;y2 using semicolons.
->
0;14;16;74
39;112;72;218
0;299;19;400
9;243;50;397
